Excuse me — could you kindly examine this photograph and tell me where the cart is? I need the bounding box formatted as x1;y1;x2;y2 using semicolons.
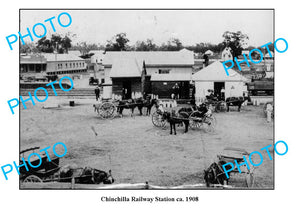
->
97;100;116;119
20;147;60;183
188;109;217;132
216;147;255;187
151;108;167;128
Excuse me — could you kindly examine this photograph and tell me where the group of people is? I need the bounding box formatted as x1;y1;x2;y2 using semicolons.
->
206;88;225;101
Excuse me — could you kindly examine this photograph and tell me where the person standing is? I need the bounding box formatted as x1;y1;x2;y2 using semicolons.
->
173;83;180;99
95;86;100;101
221;87;225;100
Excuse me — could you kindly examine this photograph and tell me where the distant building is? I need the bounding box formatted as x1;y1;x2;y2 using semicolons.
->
20;54;47;74
204;50;214;56
40;53;87;76
20;53;87;78
102;50;194;99
221;47;233;61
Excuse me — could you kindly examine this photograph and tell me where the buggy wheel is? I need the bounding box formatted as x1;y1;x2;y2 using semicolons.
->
152;111;166;128
100;102;115;119
215;101;227;112
189;111;203;129
203;115;217;132
23;175;43;183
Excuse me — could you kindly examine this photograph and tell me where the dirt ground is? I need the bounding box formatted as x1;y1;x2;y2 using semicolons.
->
20;97;274;188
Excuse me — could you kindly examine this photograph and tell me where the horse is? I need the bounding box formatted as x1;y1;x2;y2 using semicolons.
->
226;96;249;112
58;165;114;184
204;160;230;187
136;98;159;116
162;110;190;135
116;99;139;117
93;104;101;114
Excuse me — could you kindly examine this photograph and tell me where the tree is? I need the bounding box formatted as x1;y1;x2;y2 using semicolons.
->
36;34;72;53
135;39;157;51
106;33;130;51
20;42;39;54
222;31;249;60
159;38;183;51
36;37;54;53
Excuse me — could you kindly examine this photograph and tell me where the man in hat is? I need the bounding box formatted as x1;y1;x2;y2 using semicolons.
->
95;86;100;101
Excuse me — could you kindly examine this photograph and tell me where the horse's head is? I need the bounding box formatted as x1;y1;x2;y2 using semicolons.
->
92;169;115;184
204;162;218;187
103;169;115;184
161;111;171;121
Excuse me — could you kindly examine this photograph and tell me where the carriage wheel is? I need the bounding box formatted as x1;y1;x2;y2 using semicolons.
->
151;111;166;128
189;111;203;129
203;115;217;132
100;102;115;119
215;101;227;112
23;175;43;183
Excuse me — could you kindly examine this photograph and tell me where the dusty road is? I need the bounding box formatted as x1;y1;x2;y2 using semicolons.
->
20;98;273;188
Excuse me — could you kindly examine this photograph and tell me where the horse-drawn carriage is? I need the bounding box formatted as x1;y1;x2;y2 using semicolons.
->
151;102;217;133
20;147;60;183
20;147;114;186
204;147;255;188
94;97;158;119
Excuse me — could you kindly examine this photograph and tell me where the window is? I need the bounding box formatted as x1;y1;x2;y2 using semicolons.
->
70;63;72;68
73;63;75;68
66;63;68;68
76;63;78;67
158;69;170;74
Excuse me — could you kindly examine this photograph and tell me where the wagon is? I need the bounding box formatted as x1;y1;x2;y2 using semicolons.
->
97;100;116;119
151;108;167;128
188;109;217;132
205;98;227;112
217;147;255;187
20;147;61;183
95;99;149;119
151;105;216;132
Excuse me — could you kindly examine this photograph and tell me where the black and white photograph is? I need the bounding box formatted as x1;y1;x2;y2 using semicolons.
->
19;9;274;189
2;1;300;217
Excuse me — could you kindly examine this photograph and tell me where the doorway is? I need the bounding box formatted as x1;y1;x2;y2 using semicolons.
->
122;81;131;99
214;82;225;100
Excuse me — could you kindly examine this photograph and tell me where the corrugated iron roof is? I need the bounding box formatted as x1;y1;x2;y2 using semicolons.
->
42;53;85;62
192;61;248;82
103;51;194;67
20;55;47;64
110;58;141;78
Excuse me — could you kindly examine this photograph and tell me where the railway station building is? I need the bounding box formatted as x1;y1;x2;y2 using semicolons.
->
102;49;194;99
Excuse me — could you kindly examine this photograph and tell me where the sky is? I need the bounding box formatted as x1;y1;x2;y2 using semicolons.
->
20;10;274;47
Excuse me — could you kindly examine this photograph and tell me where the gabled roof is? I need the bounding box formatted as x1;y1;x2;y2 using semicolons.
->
103;51;194;67
110;58;141;78
192;61;248;82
